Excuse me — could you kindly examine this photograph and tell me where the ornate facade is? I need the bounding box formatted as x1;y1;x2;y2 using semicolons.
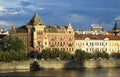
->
9;13;120;54
10;13;75;54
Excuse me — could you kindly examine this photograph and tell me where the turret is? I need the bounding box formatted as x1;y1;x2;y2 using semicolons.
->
113;20;120;35
10;24;16;34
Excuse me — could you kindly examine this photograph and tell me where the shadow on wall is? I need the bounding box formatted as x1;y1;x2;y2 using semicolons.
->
34;60;120;70
63;60;85;70
63;60;104;69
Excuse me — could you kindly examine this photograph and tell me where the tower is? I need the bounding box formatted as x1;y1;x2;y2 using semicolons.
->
27;13;45;52
113;20;120;35
10;24;16;34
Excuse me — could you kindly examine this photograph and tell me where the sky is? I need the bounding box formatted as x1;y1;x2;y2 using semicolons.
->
0;0;120;30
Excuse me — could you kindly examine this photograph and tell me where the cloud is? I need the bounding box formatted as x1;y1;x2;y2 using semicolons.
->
0;20;11;28
66;14;91;23
0;7;26;16
20;1;31;6
27;7;44;11
114;16;120;21
0;6;6;11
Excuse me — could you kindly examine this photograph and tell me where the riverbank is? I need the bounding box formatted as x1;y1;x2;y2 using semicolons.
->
0;60;120;71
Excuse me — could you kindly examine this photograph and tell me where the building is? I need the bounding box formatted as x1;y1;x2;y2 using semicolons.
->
0;29;9;35
10;13;75;54
75;34;120;54
75;24;108;35
9;13;120;54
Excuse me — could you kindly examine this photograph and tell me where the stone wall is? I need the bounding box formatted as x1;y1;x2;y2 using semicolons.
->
0;60;120;70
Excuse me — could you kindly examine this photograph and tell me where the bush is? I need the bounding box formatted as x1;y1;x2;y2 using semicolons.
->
30;61;40;71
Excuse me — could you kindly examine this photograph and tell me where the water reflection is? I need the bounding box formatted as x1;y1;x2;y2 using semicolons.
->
0;68;120;77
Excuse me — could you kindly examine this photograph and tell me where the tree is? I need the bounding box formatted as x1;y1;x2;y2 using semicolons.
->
41;48;51;59
40;48;71;60
92;51;109;59
110;52;120;59
0;35;27;61
74;49;92;60
59;51;71;60
2;35;25;51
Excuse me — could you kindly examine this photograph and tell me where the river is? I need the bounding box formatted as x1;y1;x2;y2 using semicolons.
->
0;68;120;77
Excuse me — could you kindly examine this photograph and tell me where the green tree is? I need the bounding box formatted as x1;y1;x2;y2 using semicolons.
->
41;48;51;59
110;52;120;59
74;49;92;60
0;35;27;62
59;51;71;60
92;51;109;59
2;35;25;51
40;48;71;60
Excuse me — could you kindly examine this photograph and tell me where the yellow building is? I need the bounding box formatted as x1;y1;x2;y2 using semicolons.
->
75;34;120;54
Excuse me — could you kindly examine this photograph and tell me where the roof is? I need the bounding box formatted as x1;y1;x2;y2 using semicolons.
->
75;34;120;40
27;13;44;25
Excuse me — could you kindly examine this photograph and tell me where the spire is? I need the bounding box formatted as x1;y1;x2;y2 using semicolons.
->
10;24;16;34
113;20;120;35
28;13;44;26
113;20;119;30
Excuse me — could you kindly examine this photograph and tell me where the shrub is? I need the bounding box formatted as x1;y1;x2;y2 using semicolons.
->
30;61;40;71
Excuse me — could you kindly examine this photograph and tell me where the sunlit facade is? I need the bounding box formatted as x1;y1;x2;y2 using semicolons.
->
75;34;120;54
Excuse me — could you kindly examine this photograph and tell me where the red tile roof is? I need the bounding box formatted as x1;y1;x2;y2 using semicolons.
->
75;34;120;40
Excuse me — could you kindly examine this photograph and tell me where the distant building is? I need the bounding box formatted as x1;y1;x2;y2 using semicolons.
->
10;13;75;54
0;29;9;35
75;24;108;35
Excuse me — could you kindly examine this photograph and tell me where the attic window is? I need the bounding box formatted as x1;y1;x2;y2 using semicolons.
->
69;31;71;33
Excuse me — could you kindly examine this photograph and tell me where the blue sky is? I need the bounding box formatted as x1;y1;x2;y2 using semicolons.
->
0;0;120;30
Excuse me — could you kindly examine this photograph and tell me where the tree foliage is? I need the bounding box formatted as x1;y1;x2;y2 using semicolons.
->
74;49;92;60
110;52;120;59
2;35;25;51
40;48;71;60
92;51;109;59
0;35;27;62
30;61;40;71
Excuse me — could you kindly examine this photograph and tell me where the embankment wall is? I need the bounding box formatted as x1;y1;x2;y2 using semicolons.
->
0;60;120;70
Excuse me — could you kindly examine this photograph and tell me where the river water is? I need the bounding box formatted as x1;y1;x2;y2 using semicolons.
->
0;68;120;77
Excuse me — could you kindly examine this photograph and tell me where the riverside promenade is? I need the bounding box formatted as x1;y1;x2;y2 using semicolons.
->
0;60;120;70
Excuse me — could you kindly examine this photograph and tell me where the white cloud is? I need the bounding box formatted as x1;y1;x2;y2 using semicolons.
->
0;20;11;27
0;6;6;11
0;7;26;16
67;14;90;23
115;16;120;21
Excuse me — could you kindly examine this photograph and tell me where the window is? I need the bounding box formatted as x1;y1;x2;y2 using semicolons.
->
45;42;47;45
86;43;88;46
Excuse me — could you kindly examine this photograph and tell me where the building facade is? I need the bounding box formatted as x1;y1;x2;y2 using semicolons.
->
9;13;120;54
10;13;75;54
75;34;120;54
